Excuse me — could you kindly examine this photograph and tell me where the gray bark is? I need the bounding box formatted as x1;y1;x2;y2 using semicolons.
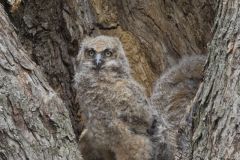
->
192;0;240;159
3;0;95;136
0;4;82;160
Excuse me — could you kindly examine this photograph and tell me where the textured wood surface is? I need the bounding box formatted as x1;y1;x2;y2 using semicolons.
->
192;0;240;159
0;4;82;160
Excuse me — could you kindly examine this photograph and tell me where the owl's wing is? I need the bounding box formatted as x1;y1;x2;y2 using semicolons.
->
117;80;157;135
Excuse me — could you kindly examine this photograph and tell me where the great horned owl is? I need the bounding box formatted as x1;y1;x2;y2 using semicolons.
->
74;35;156;160
151;55;206;126
151;55;206;160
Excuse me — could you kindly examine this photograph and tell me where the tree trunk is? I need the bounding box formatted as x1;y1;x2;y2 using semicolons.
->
2;0;238;160
0;4;82;160
192;0;240;159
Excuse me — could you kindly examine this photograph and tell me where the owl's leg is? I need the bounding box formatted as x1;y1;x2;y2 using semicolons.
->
114;134;152;160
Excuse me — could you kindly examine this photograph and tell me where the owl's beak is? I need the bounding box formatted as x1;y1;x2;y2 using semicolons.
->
94;54;104;70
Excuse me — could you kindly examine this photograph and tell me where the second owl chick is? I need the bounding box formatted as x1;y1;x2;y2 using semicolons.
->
151;55;206;124
74;36;157;160
151;55;206;160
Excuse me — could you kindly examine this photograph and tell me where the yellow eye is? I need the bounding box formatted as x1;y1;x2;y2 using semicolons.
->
104;51;112;57
87;50;95;57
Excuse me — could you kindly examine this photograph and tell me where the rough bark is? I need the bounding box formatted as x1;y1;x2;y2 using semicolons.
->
0;4;82;160
192;0;240;159
2;0;95;136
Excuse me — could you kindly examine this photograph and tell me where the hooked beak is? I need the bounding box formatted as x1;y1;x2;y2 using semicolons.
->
93;54;104;70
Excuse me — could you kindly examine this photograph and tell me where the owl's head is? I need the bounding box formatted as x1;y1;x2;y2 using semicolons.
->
76;36;130;78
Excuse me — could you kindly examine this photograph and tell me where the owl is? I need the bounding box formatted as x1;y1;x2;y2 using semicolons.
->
151;55;205;124
151;55;206;160
74;35;156;160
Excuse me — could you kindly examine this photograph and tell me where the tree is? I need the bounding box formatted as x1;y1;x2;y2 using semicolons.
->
0;0;238;159
0;4;82;160
192;0;240;159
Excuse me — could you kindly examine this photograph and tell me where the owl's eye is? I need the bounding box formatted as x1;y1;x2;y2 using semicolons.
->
87;50;95;57
104;50;112;57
